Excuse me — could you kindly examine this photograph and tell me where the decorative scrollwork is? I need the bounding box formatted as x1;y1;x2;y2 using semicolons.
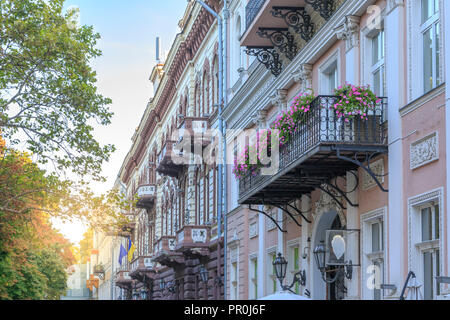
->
335;149;389;193
245;47;283;76
257;28;298;61
305;0;335;21
271;7;315;42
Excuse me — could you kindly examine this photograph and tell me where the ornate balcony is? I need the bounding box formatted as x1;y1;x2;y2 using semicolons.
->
239;96;388;212
135;184;156;210
175;225;211;258
129;256;155;282
156;140;185;178
177;116;211;149
242;0;337;76
115;270;133;289
152;236;185;268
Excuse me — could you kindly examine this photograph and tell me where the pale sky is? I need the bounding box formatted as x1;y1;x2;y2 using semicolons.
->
52;0;188;245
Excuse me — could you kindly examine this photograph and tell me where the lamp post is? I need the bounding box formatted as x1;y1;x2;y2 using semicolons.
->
272;253;306;293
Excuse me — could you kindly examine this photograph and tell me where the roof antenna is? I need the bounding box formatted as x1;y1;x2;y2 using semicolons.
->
156;37;161;64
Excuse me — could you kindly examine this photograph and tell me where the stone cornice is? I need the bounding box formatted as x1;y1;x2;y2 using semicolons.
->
120;1;221;185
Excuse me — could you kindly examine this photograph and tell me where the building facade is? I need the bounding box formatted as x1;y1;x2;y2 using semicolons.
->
224;0;450;300
112;0;225;300
101;0;450;300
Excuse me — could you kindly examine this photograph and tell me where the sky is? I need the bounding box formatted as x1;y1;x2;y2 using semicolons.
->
52;0;188;245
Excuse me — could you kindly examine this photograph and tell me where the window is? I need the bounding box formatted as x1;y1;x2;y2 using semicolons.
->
231;262;238;299
287;243;301;294
409;190;442;301
371;29;385;96
324;63;337;94
361;208;386;300
320;55;338;95
421;0;440;93
370;220;384;300
267;252;277;295
419;204;440;299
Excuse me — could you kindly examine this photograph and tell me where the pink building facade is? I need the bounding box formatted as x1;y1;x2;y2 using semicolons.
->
224;0;450;300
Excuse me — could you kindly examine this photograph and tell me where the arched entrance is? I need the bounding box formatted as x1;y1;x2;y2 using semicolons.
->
311;210;345;300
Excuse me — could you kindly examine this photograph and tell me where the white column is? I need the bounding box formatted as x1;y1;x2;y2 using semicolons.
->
277;208;284;292
444;0;450;287
346;170;359;299
258;208;265;298
337;15;361;299
300;195;312;296
385;0;406;298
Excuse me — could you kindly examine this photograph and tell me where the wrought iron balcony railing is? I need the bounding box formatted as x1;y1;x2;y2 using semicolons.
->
246;0;267;30
238;95;387;203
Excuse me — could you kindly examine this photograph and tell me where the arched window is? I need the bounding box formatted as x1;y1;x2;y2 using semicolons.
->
233;15;242;82
205;169;211;223
195;169;201;224
213;56;219;109
199;171;204;224
202;72;209;115
195;84;201;117
183;175;188;227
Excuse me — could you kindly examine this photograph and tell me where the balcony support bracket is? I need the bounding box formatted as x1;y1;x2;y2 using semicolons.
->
336;149;389;193
271;7;315;42
322;180;359;208
305;0;335;21
317;185;347;210
245;46;283;77
257;28;298;61
248;205;287;233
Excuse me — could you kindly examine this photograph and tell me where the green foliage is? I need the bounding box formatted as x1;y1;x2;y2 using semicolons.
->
0;0;114;180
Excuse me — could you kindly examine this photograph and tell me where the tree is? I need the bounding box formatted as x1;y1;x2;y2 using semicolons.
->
0;0;114;180
79;228;93;264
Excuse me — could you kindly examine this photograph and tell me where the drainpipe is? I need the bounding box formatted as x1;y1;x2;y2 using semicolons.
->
192;0;226;300
222;0;229;301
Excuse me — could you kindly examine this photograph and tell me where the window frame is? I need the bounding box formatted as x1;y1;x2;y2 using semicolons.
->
408;188;443;300
420;0;440;93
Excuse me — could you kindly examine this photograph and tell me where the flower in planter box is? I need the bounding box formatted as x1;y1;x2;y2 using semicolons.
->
233;129;273;179
271;90;316;146
332;83;381;122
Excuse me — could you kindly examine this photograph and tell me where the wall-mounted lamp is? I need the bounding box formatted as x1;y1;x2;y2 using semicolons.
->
273;253;307;292
313;241;353;284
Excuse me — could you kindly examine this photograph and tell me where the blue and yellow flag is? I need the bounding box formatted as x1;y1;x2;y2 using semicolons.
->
127;238;136;262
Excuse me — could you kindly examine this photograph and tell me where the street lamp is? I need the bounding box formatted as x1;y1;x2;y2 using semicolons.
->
313;241;352;283
272;253;306;292
313;241;327;272
273;253;288;284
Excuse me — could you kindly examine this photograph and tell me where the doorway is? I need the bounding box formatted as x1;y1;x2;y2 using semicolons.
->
312;210;346;300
